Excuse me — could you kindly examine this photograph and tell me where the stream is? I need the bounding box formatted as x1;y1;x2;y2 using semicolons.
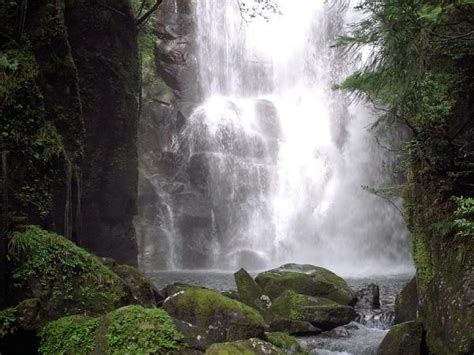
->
148;271;412;354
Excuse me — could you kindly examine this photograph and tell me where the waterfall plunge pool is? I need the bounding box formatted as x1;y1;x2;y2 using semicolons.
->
147;270;412;355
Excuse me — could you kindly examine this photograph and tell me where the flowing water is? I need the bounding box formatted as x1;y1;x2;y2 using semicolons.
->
148;270;411;354
142;0;413;276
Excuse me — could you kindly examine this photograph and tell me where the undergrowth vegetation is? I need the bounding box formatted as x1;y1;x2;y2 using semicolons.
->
339;1;473;352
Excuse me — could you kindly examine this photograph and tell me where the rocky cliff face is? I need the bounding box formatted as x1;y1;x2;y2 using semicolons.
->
136;0;201;270
65;0;140;266
1;0;140;265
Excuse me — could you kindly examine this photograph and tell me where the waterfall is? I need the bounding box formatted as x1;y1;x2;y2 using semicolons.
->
138;0;413;276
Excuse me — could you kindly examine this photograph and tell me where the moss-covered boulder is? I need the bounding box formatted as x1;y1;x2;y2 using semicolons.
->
268;318;321;336
163;288;265;343
8;226;129;319
255;264;356;305
161;282;206;299
109;263;160;307
234;268;271;311
377;321;425;355
265;332;306;354
39;305;185;354
0;299;42;354
269;290;357;331
394;277;419;324
205;338;285;355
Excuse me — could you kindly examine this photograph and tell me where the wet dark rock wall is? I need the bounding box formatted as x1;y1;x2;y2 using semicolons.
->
65;0;140;265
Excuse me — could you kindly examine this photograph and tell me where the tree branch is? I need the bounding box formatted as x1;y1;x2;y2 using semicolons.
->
135;0;163;28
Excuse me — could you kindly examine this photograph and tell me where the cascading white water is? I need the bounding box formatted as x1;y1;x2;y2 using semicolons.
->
150;0;413;276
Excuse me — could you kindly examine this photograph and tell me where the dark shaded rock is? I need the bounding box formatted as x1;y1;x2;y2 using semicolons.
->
206;338;284;355
255;99;281;139
109;264;160;307
269;290;357;331
268;318;321;336
0;0;84;243
356;283;381;309
394;277;418;324
256;264;356;305
265;332;306;353
221;289;240;301
172;318;210;351
163;288;265;343
65;0;140;266
377;321;425;355
188;153;210;193
234;268;270;311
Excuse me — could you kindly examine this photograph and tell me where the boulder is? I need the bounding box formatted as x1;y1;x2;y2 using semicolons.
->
109;264;162;307
255;264;356;305
234;268;270;311
221;289;240;301
265;332;305;354
356;283;381;309
172;318;210;351
377;321;425;355
269;290;357;331
268;318;321;336
254;99;281;139
206;338;284;355
0;299;42;354
162;283;206;299
8;226;129;319
38;306;185;354
163;288;265;343
394;277;419;324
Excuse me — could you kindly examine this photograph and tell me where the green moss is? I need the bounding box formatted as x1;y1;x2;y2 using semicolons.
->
104;306;184;354
39;315;100;355
265;332;299;350
0;307;18;338
378;321;424;355
256;272;314;299
38;306;184;355
9;226;127;316
269;290;335;321
172;288;264;327
269;290;306;321
1;0;84;227
255;267;355;305
206;338;285;355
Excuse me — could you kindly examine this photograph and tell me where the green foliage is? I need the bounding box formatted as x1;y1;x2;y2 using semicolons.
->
9;226;127;315
0;307;18;338
0;0;85;229
39;306;184;355
453;196;474;238
39;315;100;355
340;1;473;352
105;306;184;354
